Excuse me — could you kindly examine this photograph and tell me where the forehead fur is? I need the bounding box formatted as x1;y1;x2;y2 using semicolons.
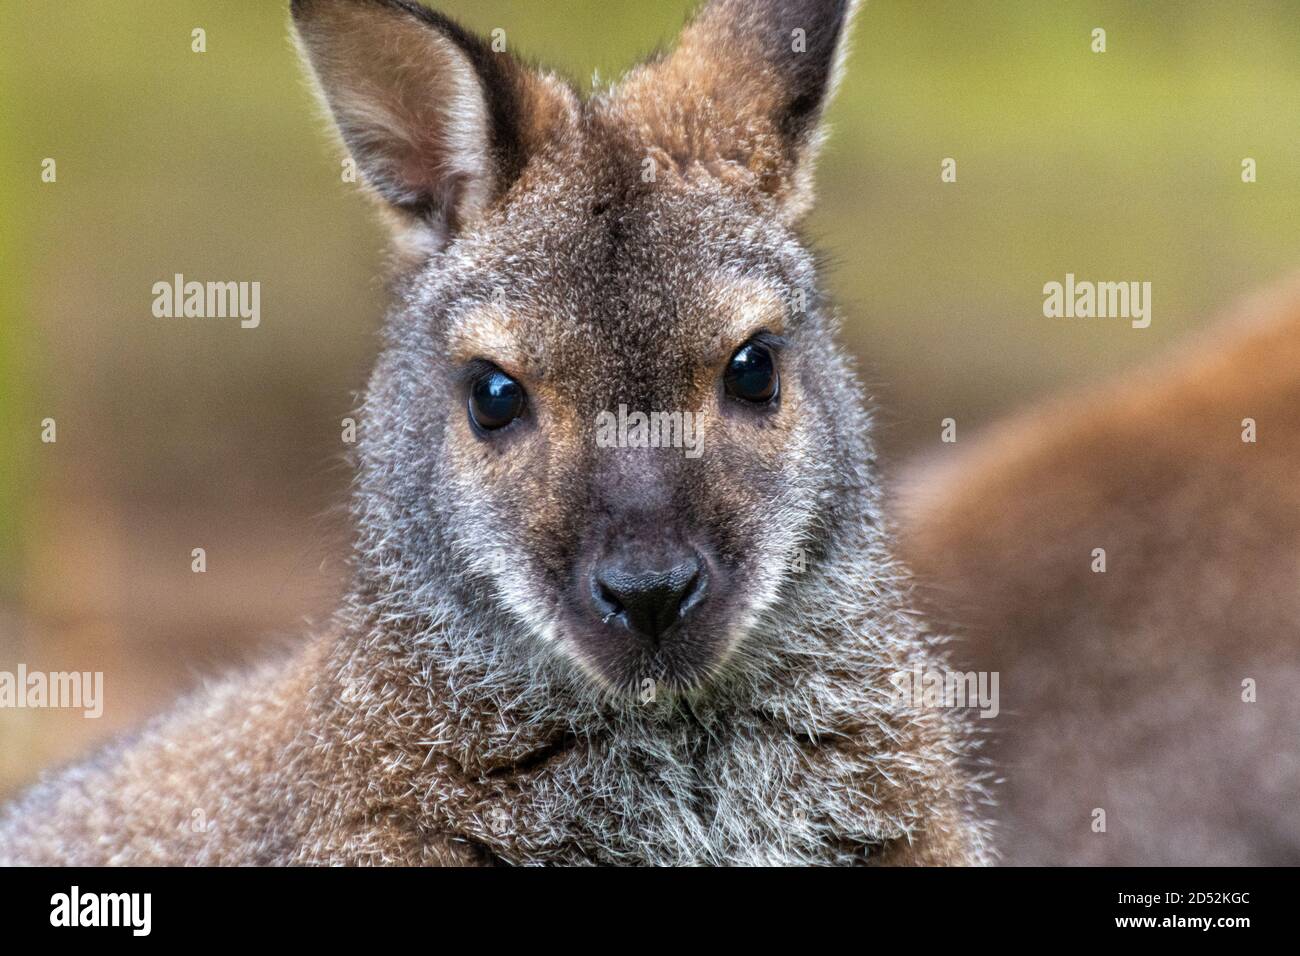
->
446;274;794;385
420;113;818;382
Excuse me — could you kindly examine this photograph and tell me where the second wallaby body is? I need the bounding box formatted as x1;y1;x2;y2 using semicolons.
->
900;274;1300;865
0;0;988;866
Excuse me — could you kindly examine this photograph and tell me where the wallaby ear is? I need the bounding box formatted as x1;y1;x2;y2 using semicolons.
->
617;0;858;221
291;0;572;255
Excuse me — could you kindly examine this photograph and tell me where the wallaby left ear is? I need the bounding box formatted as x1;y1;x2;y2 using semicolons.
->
292;0;574;256
617;0;858;221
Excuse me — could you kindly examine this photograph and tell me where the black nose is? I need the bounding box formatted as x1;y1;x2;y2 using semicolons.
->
592;553;706;642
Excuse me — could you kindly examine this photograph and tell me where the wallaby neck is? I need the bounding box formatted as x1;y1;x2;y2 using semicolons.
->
302;490;981;865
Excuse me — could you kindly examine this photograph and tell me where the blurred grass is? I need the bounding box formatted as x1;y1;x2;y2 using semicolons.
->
0;1;1297;787
0;1;31;604
815;0;1300;442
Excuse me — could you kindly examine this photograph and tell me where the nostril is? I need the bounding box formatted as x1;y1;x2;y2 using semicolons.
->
594;579;625;624
678;566;706;617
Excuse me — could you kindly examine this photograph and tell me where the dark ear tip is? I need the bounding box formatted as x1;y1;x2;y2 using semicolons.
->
291;0;429;24
290;0;337;26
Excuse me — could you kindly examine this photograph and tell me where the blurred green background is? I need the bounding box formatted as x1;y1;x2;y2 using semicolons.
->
1;0;1298;794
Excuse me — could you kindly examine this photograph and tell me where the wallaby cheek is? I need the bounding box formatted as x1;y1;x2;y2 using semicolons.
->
443;411;587;592
703;426;800;554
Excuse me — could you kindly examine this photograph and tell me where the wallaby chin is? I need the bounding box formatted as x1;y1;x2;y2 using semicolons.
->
0;0;990;866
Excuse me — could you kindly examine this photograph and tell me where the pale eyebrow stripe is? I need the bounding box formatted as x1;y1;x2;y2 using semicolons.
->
446;304;527;372
712;277;790;355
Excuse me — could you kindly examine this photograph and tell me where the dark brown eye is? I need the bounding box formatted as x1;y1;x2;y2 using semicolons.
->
468;367;525;433
724;340;779;404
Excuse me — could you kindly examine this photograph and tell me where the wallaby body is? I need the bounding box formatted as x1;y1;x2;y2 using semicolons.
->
0;0;989;865
899;275;1300;865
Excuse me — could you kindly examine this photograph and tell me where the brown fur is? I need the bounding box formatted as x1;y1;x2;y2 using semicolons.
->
898;274;1300;864
0;616;978;865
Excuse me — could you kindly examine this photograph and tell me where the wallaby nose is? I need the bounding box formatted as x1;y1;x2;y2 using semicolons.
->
591;553;706;642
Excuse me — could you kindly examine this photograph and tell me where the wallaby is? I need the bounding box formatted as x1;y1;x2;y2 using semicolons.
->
898;274;1300;865
0;0;990;866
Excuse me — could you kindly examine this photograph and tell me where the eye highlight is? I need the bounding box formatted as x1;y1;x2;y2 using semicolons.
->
723;338;780;405
467;366;526;434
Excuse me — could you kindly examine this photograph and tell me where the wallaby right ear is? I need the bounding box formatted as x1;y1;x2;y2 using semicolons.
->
292;0;572;255
616;0;858;222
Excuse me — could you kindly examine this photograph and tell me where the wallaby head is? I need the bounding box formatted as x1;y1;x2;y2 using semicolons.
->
293;0;866;697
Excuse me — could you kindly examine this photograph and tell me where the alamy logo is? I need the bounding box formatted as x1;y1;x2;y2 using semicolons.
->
0;665;102;718
151;273;261;328
891;664;1000;719
1043;273;1151;328
50;886;151;936
595;404;704;458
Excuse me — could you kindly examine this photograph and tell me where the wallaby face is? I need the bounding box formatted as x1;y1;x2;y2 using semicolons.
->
296;0;858;695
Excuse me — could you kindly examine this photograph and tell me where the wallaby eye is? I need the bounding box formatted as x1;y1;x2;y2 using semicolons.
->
724;340;779;404
468;367;526;433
